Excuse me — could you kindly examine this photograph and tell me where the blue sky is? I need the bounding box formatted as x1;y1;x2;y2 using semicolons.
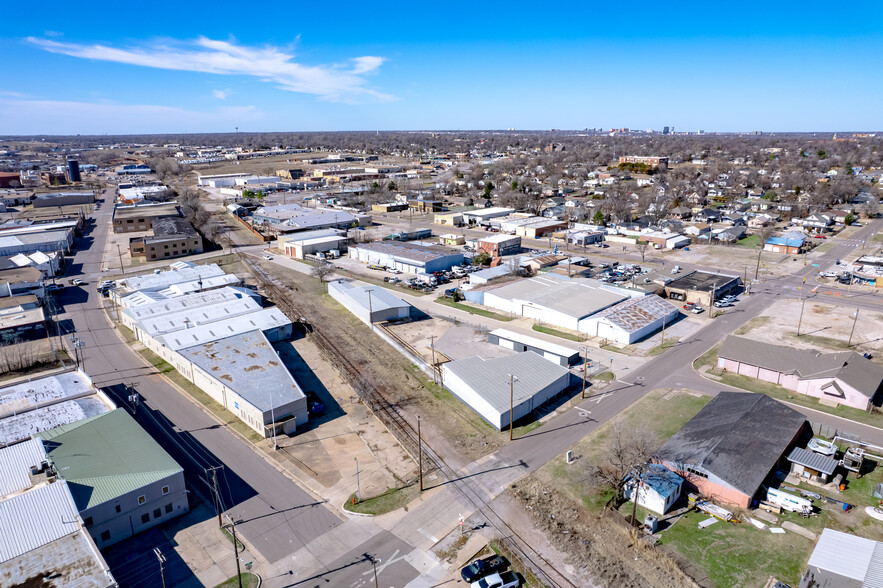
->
1;0;881;134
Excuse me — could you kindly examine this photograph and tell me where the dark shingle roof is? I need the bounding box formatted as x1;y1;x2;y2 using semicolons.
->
657;392;806;497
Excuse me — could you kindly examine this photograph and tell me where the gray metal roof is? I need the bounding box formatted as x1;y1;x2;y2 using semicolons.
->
121;286;259;322
179;330;305;413
443;352;571;414
0;438;47;498
808;528;878;582
0;370;94;417
355;241;462;263
329;280;409;314
866;543;883;588
0;480;82;563
489;328;579;358
592;295;678;333
484;276;627;320
122;263;226;292
787;446;838;475
134;297;262;337
656;392;807;497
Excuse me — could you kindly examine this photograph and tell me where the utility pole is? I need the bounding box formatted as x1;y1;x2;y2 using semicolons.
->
270;391;278;450
365;288;374;326
660;312;667;349
848;309;860;347
417;415;424;491
508;374;518;441
368;555;381;588
224;515;244;588
797;298;806;336
580;347;589;399
429;335;437;385
154;548;167;588
205;466;224;527
754;245;763;280
117;244;126;278
354;457;361;502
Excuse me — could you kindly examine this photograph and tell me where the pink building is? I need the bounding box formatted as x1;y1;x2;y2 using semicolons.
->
717;336;883;410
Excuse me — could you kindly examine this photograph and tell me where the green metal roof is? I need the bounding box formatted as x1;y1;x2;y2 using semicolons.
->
39;409;183;510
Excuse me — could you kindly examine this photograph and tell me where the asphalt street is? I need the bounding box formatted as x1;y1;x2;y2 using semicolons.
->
56;189;342;572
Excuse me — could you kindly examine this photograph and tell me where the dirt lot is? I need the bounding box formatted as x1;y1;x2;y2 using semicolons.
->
733;298;883;357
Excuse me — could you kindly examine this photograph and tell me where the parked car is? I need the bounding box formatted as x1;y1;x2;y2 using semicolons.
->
691;306;704;314
713;301;731;308
813;235;826;239
461;555;509;583
471;571;520;588
45;283;64;293
683;303;695;310
263;253;273;260
69;278;85;286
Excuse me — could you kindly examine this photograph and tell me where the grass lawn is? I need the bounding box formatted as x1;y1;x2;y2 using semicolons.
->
221;527;245;552
345;483;420;515
593;371;615;382
646;338;679;356
736;234;761;248
712;369;883;428
434;297;514;321
660;509;813;587
786;330;850;350
692;344;721;371
814;242;834;253
734;316;771;336
215;573;259;588
872;233;883;244
532;324;586;342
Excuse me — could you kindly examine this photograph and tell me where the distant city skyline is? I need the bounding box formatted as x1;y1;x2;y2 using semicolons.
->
2;0;882;135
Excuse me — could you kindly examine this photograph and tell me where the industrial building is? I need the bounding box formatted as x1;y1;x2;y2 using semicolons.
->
128;217;203;260
580;295;680;344
0;304;45;343
119;286;261;334
0;228;74;256
477;234;521;257
0;468;115;588
329;279;411;325
0;369;115;446
474;275;638;332
442;352;572;430
351;241;464;274
664;270;740;306
32;191;95;208
0;266;44;298
112;202;180;233
279;229;348;259
39;409;189;548
462;207;515;225
117;262;228;295
2;250;62;276
488;328;582;366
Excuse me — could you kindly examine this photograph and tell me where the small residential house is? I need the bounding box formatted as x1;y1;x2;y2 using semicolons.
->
717;336;883;410
684;222;711;238
748;214;774;228
624;464;684;515
800;213;834;232
764;235;806;255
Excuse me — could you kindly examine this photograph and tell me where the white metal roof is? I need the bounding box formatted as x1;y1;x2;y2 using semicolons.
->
0;438;47;498
0;480;81;563
161;273;241;297
159;307;291;351
134;297;261;337
0;370;93;416
489;328;579;358
329;280;410;314
122;263;226;292
121;286;258;322
808;528;878;582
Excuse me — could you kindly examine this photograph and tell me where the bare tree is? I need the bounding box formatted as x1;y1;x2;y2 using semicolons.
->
593;419;659;508
311;261;335;290
635;240;649;263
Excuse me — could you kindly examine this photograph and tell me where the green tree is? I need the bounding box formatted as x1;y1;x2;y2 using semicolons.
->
845;163;855;176
388;181;398;191
473;252;492;266
817;149;827;160
483;181;495;197
511;180;519;191
592;210;605;226
845;212;855;225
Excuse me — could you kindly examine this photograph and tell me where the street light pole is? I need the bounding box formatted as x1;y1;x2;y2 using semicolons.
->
797;297;806;336
508;374;518;441
848;309;860;347
154;548;167;588
580;347;589;399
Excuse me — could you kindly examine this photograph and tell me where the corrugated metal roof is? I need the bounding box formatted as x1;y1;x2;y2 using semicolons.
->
0;438;47;498
122;263;226;292
158;307;291;351
865;542;883;588
787;447;838;475
808;528;876;582
593;295;678;333
39;409;183;510
489;328;579;359
0;481;80;563
443;352;571;414
135;297;261;336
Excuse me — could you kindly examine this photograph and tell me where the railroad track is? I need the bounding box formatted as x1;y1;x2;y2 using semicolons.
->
242;256;574;587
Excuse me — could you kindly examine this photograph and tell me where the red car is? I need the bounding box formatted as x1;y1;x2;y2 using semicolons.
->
683;303;695;310
813;235;826;239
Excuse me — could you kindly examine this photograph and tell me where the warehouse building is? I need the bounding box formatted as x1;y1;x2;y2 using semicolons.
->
329;279;411;324
580;295;680;344
0;466;116;588
351;241;464;274
462;207;515;226
0;304;46;343
0;229;74;256
442;352;572;430
119;286;260;332
279;229;348;259
478;275;636;332
117;262;227;295
32;191;95;208
488;328;582;366
0;266;44;298
39;409;189;548
0;369;114;447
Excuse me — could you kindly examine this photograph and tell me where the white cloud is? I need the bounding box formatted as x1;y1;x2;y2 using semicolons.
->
0;98;263;134
28;36;392;102
212;89;230;99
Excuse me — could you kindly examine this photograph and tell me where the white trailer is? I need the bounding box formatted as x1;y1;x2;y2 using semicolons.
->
767;488;812;515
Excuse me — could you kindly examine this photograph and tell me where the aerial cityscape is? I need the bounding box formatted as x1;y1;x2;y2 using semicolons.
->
2;3;883;588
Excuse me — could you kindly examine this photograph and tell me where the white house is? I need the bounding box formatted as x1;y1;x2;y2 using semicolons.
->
624;464;684;515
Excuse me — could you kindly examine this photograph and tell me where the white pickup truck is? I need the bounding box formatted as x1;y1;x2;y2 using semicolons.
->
471;571;520;588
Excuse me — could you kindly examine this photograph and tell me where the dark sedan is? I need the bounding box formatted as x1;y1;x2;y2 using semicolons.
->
461;555;509;583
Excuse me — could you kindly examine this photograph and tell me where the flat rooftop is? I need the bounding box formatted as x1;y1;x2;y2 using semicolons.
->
355;241;461;263
484;276;627;319
489;328;579;358
179;330;305;413
134;297;262;337
113;202;179;220
0;370;94;416
667;270;739;292
0;306;44;329
122;286;260;322
158;306;291;351
122;263;226;292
